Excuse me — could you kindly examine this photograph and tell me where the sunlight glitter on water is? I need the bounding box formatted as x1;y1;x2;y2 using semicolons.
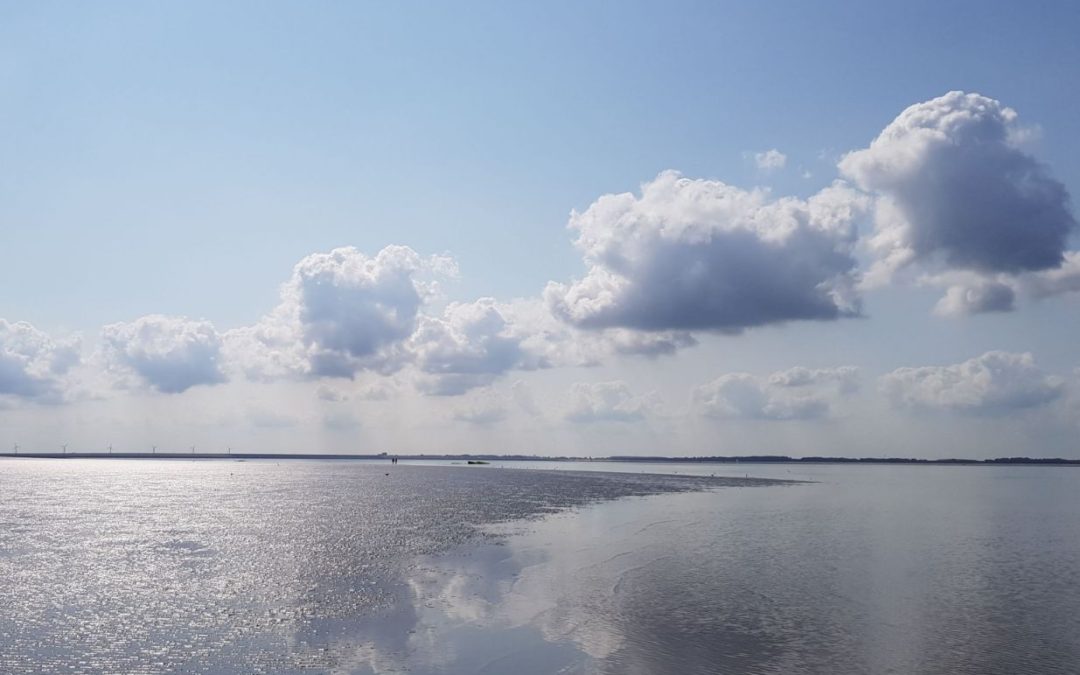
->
0;458;777;673
6;459;1079;674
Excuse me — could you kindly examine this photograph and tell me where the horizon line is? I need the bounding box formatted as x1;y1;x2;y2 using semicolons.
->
1;452;1079;466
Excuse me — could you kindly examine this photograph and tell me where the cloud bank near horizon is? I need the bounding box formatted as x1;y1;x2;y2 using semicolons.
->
692;366;859;421
880;351;1065;415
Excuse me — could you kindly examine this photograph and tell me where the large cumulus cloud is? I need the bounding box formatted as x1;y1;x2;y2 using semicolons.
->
880;351;1064;414
840;91;1077;312
545;171;869;334
227;246;455;380
290;246;451;377
0;319;80;402
693;366;858;420
102;315;226;393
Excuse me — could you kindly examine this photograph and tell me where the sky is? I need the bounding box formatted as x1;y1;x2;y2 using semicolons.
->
2;1;1080;458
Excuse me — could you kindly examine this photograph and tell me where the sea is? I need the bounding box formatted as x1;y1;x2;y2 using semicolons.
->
1;458;1078;674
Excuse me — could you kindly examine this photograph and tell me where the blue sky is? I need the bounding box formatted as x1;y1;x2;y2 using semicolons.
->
3;2;1080;456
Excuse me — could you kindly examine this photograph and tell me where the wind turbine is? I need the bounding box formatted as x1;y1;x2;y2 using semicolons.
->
191;445;196;455
152;445;157;455
61;443;67;456
107;443;113;456
12;442;18;456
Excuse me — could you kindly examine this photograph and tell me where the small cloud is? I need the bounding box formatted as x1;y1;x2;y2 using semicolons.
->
753;148;788;171
694;366;857;421
880;351;1064;415
933;279;1016;317
767;366;860;394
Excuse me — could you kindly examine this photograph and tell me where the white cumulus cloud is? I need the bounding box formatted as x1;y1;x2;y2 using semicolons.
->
227;245;455;380
840;91;1077;312
290;245;450;377
0;320;81;403
754;148;788;170
932;277;1016;317
222;247;697;394
102;315;226;394
410;298;548;396
545;171;870;335
880;351;1064;414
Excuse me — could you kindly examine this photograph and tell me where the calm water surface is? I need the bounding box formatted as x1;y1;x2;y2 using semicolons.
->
2;459;1078;674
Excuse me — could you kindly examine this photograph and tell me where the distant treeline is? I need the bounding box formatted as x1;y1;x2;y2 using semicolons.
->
607;455;1080;466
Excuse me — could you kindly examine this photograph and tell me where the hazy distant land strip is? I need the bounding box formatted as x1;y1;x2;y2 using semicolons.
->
2;452;1077;465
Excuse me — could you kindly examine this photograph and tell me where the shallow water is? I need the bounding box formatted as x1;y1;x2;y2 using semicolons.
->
404;463;1080;674
0;459;776;673
3;460;1079;674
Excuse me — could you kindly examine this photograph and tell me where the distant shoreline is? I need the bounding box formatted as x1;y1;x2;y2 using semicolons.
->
1;452;1078;466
